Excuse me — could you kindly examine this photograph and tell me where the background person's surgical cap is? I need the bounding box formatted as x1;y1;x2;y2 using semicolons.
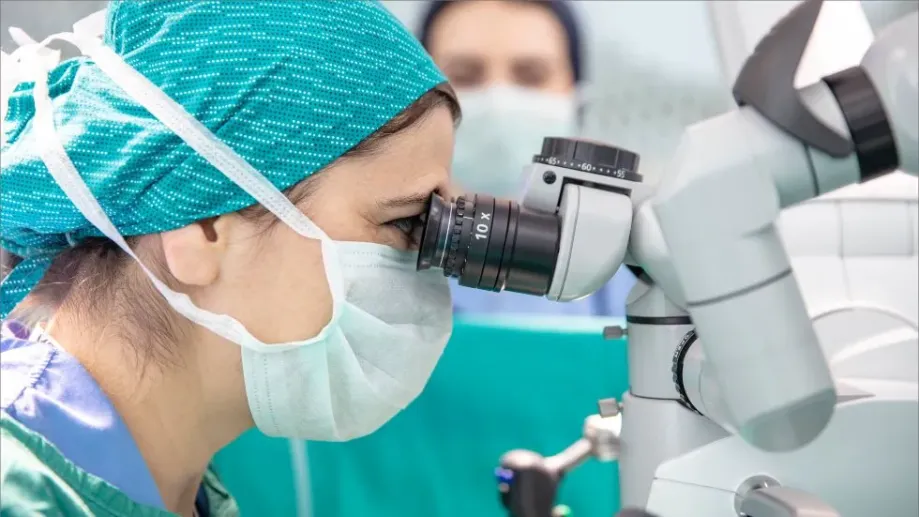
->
0;0;446;317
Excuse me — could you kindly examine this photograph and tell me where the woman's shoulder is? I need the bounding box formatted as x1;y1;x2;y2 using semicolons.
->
0;414;96;515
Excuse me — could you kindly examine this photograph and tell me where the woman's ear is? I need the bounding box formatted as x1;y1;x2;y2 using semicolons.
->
159;216;234;287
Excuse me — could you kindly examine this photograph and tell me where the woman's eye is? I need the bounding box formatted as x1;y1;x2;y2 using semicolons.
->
389;217;415;233
389;216;424;247
391;217;416;235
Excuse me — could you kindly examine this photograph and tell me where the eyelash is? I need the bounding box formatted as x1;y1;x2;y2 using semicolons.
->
391;217;417;235
389;215;424;246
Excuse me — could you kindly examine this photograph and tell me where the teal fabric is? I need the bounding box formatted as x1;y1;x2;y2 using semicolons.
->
0;0;445;317
215;316;630;516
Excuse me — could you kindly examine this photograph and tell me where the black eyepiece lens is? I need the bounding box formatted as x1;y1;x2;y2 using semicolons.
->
415;192;560;296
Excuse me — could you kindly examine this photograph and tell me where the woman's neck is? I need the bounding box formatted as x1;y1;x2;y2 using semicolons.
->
48;315;252;516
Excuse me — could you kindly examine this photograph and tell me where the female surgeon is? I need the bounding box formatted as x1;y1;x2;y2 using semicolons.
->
0;1;460;516
418;0;636;317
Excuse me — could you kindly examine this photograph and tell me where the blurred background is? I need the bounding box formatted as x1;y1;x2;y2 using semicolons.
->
1;0;732;183
2;1;916;516
3;0;913;182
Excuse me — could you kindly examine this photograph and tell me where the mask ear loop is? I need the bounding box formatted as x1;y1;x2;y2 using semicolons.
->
1;28;61;146
26;31;343;352
72;9;106;40
1;50;14;146
8;27;61;68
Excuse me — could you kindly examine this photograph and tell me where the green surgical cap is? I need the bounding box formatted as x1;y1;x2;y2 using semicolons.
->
0;0;446;317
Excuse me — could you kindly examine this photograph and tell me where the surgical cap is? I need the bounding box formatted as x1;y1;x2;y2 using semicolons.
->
0;0;446;317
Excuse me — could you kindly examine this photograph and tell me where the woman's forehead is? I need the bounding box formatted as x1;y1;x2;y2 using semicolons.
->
429;2;571;62
328;107;455;196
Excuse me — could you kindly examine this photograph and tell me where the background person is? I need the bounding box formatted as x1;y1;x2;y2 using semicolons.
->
419;0;636;317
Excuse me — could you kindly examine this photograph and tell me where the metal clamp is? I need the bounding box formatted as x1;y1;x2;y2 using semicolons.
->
498;399;624;517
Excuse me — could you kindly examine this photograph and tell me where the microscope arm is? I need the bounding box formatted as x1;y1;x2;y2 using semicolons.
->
498;400;623;517
497;404;666;517
646;0;918;452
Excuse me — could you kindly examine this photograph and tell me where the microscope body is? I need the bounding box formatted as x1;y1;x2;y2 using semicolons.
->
622;199;919;515
626;165;919;517
416;2;917;515
643;377;918;517
499;2;918;516
620;3;919;515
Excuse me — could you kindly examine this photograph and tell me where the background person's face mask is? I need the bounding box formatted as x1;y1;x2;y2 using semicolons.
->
453;85;578;199
16;19;453;442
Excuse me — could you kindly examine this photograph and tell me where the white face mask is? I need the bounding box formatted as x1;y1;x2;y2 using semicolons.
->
16;20;453;441
453;85;578;199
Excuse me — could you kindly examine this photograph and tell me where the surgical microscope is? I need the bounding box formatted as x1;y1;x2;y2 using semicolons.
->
414;1;918;516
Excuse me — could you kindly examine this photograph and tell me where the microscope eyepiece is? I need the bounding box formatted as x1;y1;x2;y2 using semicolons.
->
417;136;641;297
416;193;560;296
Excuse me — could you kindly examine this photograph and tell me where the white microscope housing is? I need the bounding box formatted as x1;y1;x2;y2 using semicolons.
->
628;3;918;515
413;1;917;515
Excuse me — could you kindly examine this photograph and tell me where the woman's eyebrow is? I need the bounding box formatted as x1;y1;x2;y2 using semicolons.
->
375;191;432;211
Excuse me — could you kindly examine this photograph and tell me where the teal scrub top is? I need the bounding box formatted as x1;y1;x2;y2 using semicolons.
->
0;322;239;516
1;416;237;517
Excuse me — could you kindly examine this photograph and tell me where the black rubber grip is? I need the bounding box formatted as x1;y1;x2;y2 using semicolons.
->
671;329;703;416
823;66;899;182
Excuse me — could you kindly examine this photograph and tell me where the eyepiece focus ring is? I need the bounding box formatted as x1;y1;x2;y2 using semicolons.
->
444;196;467;277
